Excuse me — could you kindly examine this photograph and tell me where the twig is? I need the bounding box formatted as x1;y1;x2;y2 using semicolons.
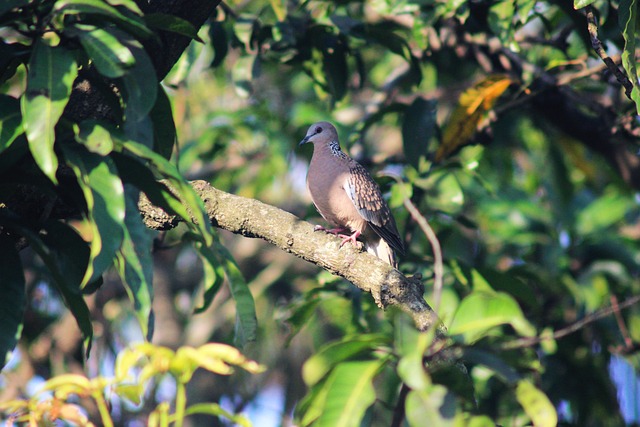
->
502;294;640;350
610;295;634;350
585;6;634;98
383;175;444;313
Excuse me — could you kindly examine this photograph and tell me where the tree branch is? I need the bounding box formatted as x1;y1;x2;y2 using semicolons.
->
138;180;441;332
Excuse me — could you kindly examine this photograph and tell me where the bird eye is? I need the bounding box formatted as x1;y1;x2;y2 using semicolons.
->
315;126;323;134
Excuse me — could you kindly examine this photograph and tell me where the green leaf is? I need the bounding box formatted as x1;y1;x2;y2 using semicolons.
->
115;186;155;340
150;84;176;160
449;290;535;342
74;120;116;155
185;403;251;427
118;37;157;123
0;215;93;355
462;347;521;384
144;13;204;42
209;20;229;68
21;41;78;183
62;145;125;286
315;359;386;427
0;235;26;370
119;139;214;246
303;334;389;386
405;386;456;427
575;191;631;235
516;380;558;427
402;97;437;168
574;0;597;9
53;0;153;39
619;0;640;114
219;245;257;347
192;240;225;314
0;95;22;153
488;0;516;45
71;24;135;78
112;151;190;220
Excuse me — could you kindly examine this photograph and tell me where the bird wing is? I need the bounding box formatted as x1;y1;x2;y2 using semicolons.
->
345;161;405;255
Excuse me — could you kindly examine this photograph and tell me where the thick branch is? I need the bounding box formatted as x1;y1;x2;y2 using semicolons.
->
138;180;440;332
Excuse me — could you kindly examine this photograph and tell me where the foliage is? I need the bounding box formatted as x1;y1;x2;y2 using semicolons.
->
2;0;640;426
0;342;264;426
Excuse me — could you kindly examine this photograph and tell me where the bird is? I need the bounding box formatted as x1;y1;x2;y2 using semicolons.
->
299;121;404;268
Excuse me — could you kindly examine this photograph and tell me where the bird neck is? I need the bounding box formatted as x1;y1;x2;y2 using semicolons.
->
321;139;348;160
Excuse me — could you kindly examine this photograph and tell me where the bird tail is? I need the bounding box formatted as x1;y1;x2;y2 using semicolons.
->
365;238;398;268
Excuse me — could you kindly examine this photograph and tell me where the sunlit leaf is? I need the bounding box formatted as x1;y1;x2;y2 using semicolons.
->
574;0;597;8
438;75;511;161
449;290;535;342
53;0;153;39
185;403;251;427
0;235;25;370
71;24;135;78
516;380;558;427
405;386;456;427
316;358;387;427
303;334;389;386
74;120;116;155
62;145;125;286
21;41;77;183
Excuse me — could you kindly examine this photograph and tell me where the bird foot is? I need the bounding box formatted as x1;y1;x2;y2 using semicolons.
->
337;230;361;248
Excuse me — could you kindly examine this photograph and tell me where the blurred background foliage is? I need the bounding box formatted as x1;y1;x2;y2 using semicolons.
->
2;0;640;425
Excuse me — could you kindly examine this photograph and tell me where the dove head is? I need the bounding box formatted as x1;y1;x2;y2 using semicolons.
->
299;121;339;146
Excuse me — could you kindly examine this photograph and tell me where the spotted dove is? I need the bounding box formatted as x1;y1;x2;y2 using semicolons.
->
299;121;404;267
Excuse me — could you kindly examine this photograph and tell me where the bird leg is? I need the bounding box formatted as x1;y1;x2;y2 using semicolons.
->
313;225;361;248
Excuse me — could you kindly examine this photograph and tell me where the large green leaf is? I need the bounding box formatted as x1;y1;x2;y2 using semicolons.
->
112;151;190;220
192;240;226;315
150;84;177;160
0;235;26;370
144;13;203;42
315;358;387;427
218;245;257;347
71;24;135;78
0;215;93;355
53;0;152;39
21;41;77;183
115;186;155;340
516;380;558;427
62;145;126;286
405;385;456;427
620;0;640;114
0;95;22;153
449;290;535;342
302;334;389;386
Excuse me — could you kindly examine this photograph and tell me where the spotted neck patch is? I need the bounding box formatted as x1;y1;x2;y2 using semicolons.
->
328;139;348;159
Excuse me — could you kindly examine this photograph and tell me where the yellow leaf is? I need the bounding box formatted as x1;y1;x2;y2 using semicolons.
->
437;75;512;161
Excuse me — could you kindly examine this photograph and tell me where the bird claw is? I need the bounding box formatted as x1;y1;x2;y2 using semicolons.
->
338;230;361;248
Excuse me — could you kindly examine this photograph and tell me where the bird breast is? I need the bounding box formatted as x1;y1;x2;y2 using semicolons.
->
307;154;368;233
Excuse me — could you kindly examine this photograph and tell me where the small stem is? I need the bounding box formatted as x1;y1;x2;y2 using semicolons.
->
390;383;410;427
93;393;114;427
174;382;187;427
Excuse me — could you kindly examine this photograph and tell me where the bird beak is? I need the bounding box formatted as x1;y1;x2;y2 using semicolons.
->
299;135;310;146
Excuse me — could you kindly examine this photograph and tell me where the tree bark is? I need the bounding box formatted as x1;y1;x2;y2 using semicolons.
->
138;180;441;332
